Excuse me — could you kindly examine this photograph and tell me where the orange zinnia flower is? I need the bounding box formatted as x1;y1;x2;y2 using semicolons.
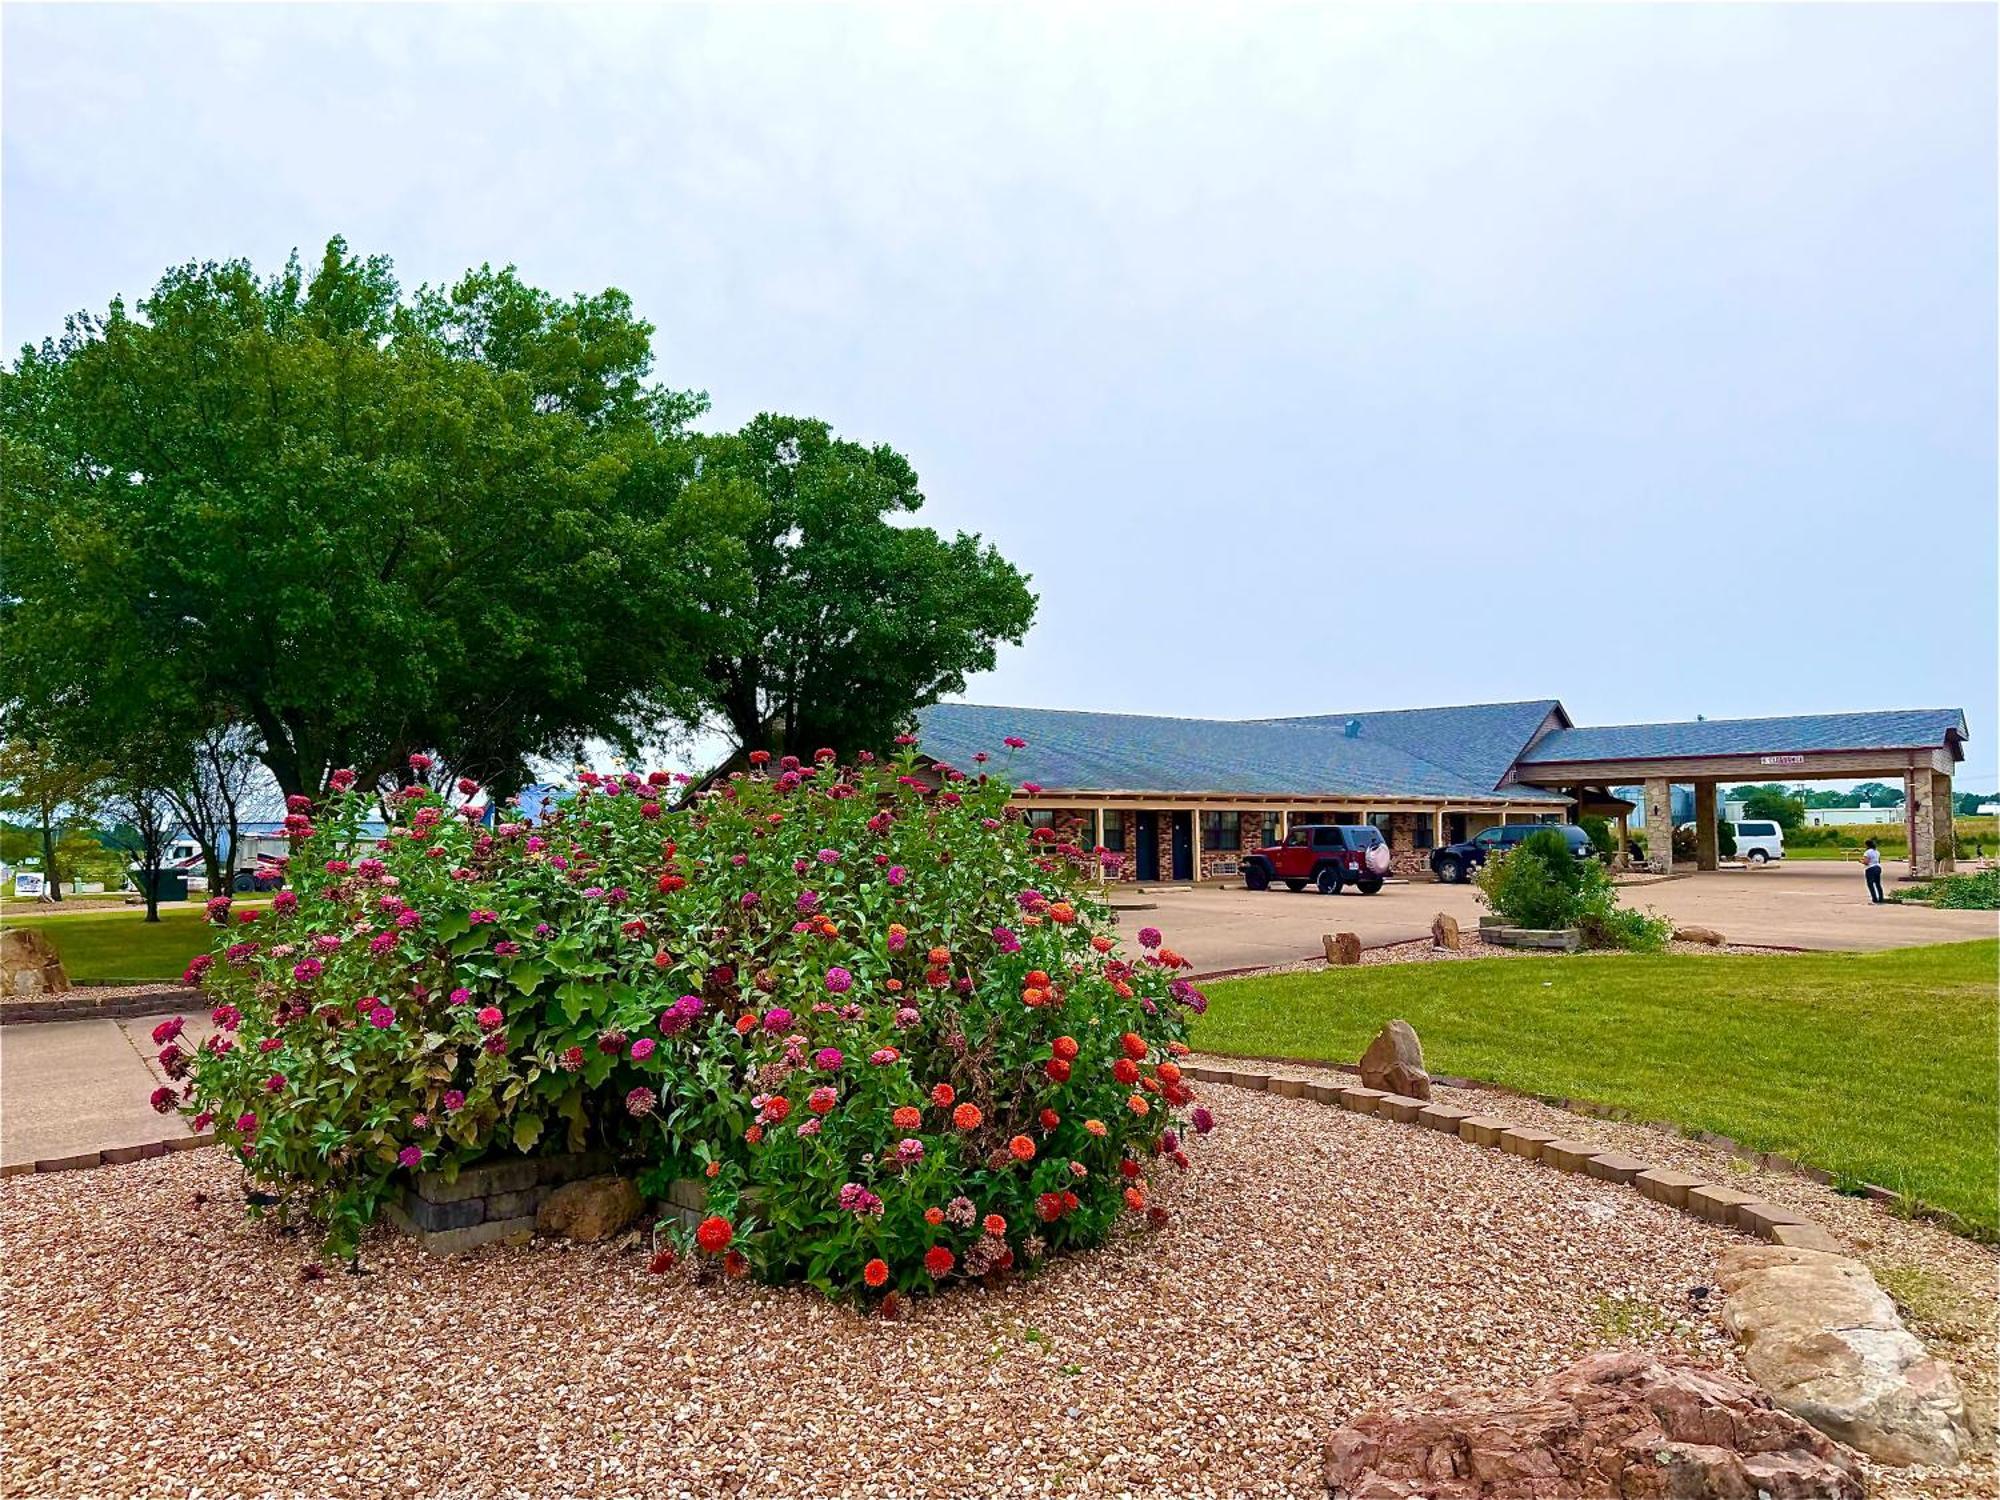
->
1020;987;1046;1008
1126;1094;1149;1116
864;1258;890;1288
892;1106;922;1131
1052;1036;1079;1060
1084;1118;1107;1137
925;1206;945;1226
953;1102;983;1130
1158;1062;1182;1084
926;946;951;964
1008;1135;1035;1161
983;1213;1007;1236
930;1083;955;1108
1124;1185;1147;1210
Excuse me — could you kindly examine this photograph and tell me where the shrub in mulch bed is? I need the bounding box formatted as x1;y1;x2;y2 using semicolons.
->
156;744;1214;1299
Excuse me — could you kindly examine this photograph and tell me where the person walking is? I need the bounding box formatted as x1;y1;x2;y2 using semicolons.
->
1863;838;1885;904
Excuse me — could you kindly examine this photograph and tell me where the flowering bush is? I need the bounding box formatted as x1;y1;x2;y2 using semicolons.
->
164;745;1214;1296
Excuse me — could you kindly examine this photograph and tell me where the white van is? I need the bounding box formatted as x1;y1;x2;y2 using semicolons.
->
1730;820;1785;863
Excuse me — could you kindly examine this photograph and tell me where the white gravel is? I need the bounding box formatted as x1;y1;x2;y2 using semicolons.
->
2;1087;1747;1499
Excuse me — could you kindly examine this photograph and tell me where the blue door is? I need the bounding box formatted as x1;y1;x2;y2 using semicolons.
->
1135;812;1160;881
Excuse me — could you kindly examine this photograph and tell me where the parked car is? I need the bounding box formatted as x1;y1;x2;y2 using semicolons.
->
1242;824;1392;895
1730;819;1785;863
1430;822;1594;884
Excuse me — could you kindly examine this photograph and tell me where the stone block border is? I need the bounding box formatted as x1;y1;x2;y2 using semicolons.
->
0;1131;214;1176
1182;1063;1844;1253
0;986;204;1025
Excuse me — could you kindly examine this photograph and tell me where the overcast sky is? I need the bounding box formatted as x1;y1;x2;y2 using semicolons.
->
6;4;1996;787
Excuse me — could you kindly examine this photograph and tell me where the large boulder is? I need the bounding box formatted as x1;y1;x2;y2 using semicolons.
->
1323;1350;1861;1499
1674;926;1726;947
1358;1019;1430;1101
537;1176;642;1243
0;928;69;996
1324;932;1362;966
1717;1244;1969;1467
1430;912;1462;951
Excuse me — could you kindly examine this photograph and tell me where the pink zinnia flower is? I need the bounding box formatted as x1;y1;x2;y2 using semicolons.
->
1137;926;1163;950
442;1090;466;1112
825;967;852;994
148;1086;176;1114
369;1006;396;1029
264;1074;285;1092
630;1038;656;1061
476;1006;504;1031
398;1146;423;1168
626;1087;656;1117
150;1017;185;1045
235;1111;259;1134
815;1047;844;1071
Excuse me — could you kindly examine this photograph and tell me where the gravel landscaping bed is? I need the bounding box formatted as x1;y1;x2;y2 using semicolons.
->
4;1087;1747;1498
1233;933;1775;978
1194;1059;2000;1499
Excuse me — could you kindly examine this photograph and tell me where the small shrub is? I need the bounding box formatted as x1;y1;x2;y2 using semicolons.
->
1476;829;1669;951
1889;867;2000;911
161;747;1213;1295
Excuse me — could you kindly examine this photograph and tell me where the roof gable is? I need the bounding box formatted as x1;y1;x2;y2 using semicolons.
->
1519;708;1969;765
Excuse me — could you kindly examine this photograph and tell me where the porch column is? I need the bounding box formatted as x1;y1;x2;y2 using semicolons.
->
1694;779;1719;871
1907;769;1937;878
1278;809;1288;841
1643;778;1673;874
1933;771;1956;874
1431;808;1445;850
1615;810;1632;872
1190;807;1204;882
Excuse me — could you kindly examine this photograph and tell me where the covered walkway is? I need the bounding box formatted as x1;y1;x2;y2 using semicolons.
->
1513;709;1971;876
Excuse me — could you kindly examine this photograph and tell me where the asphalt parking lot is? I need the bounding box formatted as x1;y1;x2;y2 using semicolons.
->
1117;860;1997;974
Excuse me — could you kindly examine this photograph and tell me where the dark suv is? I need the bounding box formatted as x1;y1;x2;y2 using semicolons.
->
1242;824;1392;895
1430;823;1594;884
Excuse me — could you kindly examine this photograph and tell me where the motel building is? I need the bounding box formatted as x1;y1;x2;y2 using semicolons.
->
914;700;1971;882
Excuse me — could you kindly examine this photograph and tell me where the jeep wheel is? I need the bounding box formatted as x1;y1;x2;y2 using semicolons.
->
1356;879;1383;895
1435;856;1464;884
1315;866;1343;895
1244;864;1270;891
1283;879;1307;892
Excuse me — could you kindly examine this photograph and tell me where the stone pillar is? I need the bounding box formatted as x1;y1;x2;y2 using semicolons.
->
1907;770;1936;878
1643;779;1673;874
1615;811;1632;872
1694;780;1719;871
1933;772;1956;874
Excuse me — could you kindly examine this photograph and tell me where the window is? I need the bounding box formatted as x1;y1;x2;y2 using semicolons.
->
1100;811;1126;853
1261;812;1282;847
1200;811;1241;853
1414;817;1434;851
1474;828;1504;848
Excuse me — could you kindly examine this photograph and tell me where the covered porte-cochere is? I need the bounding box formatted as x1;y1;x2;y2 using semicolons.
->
1510;710;1971;877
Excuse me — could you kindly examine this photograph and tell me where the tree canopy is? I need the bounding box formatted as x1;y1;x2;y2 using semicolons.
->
1;240;750;795
667;413;1036;758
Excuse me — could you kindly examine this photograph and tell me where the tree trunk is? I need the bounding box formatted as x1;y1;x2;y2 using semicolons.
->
38;802;62;901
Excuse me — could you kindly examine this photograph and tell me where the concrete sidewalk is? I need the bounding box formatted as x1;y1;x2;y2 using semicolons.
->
1;1012;205;1170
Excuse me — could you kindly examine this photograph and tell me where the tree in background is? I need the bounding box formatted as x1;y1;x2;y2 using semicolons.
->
0;740;109;899
666;414;1036;758
1736;786;1807;832
1;240;747;799
100;769;177;923
160;725;263;893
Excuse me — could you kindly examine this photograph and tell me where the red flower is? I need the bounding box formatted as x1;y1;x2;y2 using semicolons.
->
1120;1158;1141;1179
952;1102;982;1130
863;1258;890;1288
1124;1185;1147;1210
983;1213;1007;1236
748;750;771;766
657;873;685;894
1120;1031;1148;1061
1038;1108;1059;1130
1112;1058;1140;1085
648;1247;677;1274
1051;1036;1079;1061
924;1206;945;1226
695;1215;734;1254
924;1246;955;1278
1007;1135;1035;1162
892;1106;922;1131
1036;1191;1064;1222
723;1249;749;1279
1044;1057;1071;1083
808;1086;838;1115
930;1083;955;1108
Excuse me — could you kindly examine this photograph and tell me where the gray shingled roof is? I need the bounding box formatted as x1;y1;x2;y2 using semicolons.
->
916;701;1569;801
1519;709;1969;765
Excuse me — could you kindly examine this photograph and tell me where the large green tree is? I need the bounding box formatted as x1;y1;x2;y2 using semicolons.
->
1;240;746;797
668;414;1036;758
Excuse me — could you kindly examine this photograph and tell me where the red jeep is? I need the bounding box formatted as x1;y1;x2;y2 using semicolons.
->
1241;824;1392;895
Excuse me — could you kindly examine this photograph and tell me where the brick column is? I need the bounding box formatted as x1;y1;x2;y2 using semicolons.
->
1933;772;1956;874
1644;779;1673;874
1907;769;1936;878
1694;780;1719;871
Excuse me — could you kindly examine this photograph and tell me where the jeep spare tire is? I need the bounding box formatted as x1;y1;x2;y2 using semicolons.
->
1363;843;1392;877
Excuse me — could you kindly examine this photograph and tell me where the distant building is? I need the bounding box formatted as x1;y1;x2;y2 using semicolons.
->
1803;804;1906;828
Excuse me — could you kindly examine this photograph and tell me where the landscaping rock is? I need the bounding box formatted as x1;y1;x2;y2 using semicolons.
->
536;1176;642;1243
1673;925;1726;946
0;929;69;996
1325;932;1362;966
1429;912;1461;951
1357;1019;1430;1101
1322;1350;1860;1499
1716;1244;1970;1467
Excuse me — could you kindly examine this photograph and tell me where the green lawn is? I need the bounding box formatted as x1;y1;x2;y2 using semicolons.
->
7;907;223;984
1196;941;2000;1236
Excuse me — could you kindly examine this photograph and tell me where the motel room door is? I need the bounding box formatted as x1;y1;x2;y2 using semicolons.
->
1134;813;1160;881
1169;812;1193;881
